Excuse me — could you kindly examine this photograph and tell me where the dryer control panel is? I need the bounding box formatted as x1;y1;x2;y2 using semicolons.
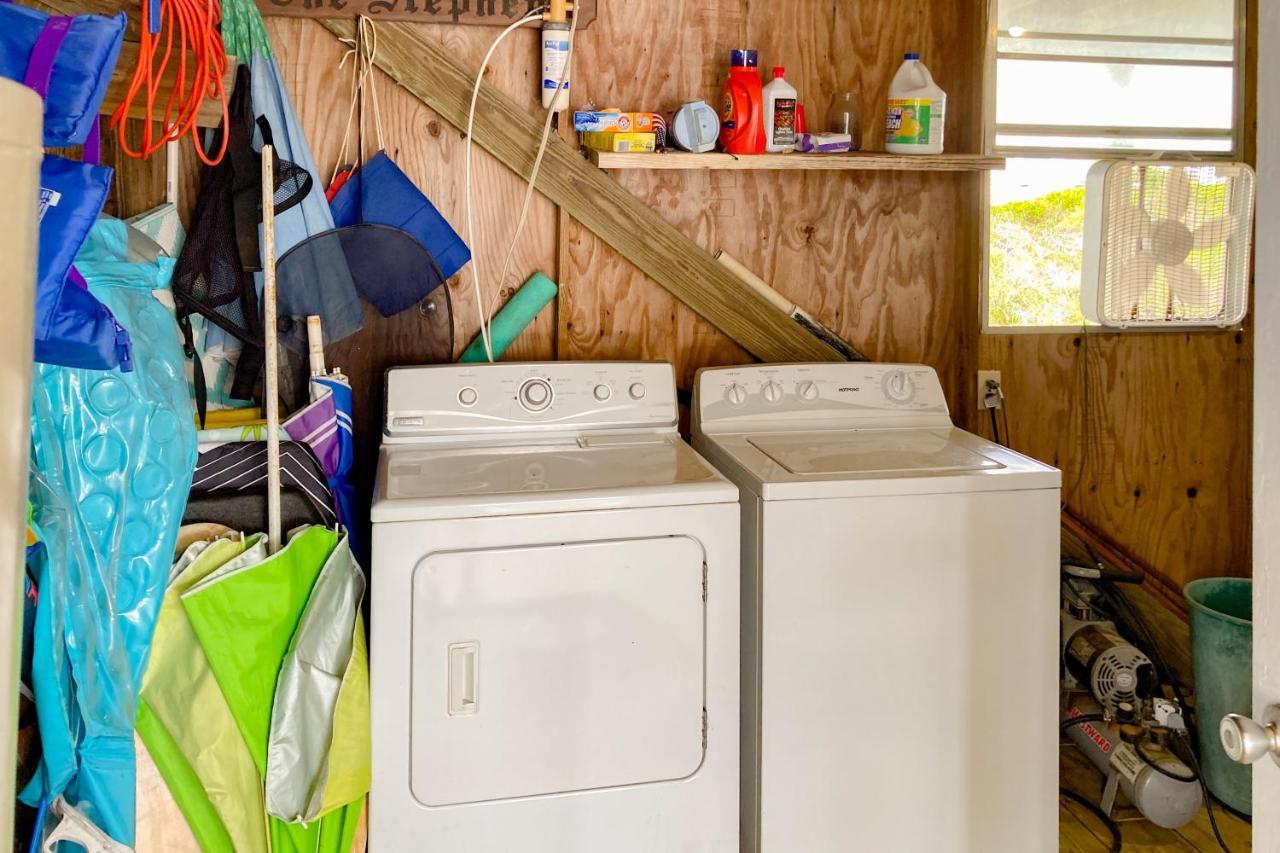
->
385;362;679;441
695;363;953;434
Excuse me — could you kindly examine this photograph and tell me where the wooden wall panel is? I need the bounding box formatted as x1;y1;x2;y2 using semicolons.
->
561;0;986;406
978;330;1253;600
93;0;1250;605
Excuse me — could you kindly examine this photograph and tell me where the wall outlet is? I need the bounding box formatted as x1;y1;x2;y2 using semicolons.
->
978;371;1003;410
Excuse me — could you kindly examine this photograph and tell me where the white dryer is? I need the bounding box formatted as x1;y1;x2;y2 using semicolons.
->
370;362;739;852
692;363;1061;853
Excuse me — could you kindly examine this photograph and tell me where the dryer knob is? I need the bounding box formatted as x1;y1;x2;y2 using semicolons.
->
629;383;647;400
725;383;748;407
762;381;784;403
518;378;554;412
797;380;819;401
593;384;612;402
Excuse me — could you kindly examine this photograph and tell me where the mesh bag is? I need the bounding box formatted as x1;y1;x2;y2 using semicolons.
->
277;223;446;321
173;65;313;422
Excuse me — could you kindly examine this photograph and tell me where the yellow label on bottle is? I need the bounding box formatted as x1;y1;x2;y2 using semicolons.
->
886;98;932;144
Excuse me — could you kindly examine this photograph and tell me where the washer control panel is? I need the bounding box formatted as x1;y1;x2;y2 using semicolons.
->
696;363;952;432
386;362;678;440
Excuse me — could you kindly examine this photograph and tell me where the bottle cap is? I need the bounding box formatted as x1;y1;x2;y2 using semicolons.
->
731;49;759;68
772;66;786;78
904;52;921;60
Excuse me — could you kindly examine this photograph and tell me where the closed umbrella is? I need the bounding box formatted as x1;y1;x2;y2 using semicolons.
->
180;526;366;853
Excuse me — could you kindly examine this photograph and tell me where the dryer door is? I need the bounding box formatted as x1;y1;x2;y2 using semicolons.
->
410;536;707;807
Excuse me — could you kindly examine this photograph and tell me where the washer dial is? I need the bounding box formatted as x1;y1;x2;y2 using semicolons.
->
762;381;784;404
883;370;916;403
518;377;554;412
725;383;748;407
797;380;819;401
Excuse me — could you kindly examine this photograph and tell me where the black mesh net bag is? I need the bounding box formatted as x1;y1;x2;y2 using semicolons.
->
173;64;314;424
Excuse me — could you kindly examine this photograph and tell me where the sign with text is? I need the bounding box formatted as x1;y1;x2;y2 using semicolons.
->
256;0;596;27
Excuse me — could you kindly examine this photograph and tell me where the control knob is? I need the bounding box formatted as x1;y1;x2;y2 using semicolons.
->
518;377;554;412
725;383;748;407
797;380;819;401
883;370;916;403
762;381;784;404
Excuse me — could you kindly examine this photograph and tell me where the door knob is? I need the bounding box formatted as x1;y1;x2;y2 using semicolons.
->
1220;705;1280;767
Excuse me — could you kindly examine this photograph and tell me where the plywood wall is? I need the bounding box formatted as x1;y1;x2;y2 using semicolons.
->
978;329;1253;610
104;0;990;504
98;0;1252;601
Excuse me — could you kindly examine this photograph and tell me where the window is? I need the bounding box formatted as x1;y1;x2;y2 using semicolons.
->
984;0;1244;330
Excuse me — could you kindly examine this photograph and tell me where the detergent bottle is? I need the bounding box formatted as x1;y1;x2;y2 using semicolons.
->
762;66;799;153
721;49;765;155
885;52;946;154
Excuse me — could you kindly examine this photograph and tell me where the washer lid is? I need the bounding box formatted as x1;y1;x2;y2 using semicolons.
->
373;435;737;521
748;429;1003;476
699;427;1060;500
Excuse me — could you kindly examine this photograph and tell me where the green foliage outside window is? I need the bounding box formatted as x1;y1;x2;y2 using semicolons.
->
988;187;1087;328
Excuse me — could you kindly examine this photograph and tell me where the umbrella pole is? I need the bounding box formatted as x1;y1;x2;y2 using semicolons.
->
262;145;282;555
307;315;326;377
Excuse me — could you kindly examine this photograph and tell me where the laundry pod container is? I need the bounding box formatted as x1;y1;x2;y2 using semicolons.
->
1185;577;1252;814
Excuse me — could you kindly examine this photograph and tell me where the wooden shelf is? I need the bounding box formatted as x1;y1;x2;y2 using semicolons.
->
587;149;1005;172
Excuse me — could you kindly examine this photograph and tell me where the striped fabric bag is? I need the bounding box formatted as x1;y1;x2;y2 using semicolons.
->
187;441;337;528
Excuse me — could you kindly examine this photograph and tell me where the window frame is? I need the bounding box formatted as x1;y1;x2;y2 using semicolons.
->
980;0;1250;334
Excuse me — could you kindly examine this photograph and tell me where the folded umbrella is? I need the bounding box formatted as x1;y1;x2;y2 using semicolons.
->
181;526;365;853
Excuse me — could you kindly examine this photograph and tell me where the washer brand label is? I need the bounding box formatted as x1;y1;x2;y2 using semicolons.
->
837;386;861;393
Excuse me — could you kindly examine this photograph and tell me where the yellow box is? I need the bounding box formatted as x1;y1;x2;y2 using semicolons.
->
583;131;657;153
574;111;658;134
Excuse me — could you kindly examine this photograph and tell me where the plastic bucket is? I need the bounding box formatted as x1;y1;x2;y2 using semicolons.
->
1184;577;1252;815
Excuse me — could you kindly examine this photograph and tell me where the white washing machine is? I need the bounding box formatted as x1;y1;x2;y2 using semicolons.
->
692;363;1061;853
370;362;739;852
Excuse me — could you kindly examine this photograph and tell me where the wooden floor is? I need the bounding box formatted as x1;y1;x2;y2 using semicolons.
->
1059;744;1252;851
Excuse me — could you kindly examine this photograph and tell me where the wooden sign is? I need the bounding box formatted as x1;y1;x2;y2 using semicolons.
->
256;0;596;28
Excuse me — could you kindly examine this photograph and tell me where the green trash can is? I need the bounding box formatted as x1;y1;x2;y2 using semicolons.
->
1185;577;1252;815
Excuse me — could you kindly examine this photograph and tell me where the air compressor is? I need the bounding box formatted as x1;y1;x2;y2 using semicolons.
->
1061;576;1203;830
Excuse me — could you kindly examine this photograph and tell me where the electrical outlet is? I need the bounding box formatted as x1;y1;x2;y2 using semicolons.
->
978;371;1003;410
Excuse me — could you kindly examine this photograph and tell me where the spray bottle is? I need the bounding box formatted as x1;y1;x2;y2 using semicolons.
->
542;0;572;111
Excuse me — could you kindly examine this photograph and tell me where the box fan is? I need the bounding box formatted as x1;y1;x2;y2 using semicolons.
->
1082;160;1256;328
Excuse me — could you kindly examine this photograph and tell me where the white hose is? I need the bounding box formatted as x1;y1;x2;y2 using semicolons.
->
464;4;577;362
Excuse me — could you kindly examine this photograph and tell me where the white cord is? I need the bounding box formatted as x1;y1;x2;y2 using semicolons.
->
332;17;386;183
488;9;579;343
464;4;577;362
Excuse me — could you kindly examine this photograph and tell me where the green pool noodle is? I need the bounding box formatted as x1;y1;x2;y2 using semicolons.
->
459;272;559;363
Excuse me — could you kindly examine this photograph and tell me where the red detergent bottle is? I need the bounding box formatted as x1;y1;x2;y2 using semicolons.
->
721;49;765;154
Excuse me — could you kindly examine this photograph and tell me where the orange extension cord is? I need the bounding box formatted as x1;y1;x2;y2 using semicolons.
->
110;0;230;165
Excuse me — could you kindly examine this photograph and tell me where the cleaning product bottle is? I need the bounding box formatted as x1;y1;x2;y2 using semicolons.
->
721;49;765;155
885;52;946;155
762;66;799;153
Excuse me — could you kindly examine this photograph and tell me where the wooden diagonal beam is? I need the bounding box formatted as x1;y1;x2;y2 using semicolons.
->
319;19;842;364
